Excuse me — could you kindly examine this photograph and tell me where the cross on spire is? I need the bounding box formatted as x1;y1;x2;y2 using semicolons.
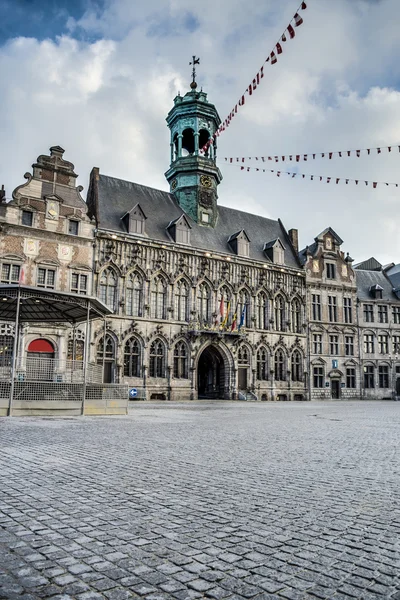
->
189;55;200;89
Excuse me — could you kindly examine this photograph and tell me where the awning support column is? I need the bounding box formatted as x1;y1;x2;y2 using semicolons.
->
8;288;21;417
81;301;91;416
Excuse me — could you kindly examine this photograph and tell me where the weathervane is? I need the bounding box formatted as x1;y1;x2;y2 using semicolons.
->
189;55;200;89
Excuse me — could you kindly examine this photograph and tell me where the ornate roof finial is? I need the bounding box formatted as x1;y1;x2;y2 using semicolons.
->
189;55;200;89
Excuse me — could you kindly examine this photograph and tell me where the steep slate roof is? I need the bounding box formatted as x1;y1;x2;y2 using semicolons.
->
355;269;397;302
354;257;382;271
385;263;400;286
95;174;300;268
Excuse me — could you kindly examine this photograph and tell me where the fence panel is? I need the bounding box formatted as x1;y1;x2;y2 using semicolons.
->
85;384;130;415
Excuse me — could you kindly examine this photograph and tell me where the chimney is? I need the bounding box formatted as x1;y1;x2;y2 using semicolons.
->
288;228;299;253
0;185;5;203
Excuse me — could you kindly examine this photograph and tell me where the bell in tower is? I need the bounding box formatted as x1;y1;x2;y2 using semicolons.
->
164;57;223;227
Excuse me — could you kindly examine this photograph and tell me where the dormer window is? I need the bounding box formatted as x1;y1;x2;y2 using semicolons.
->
228;230;250;257
263;238;285;265
369;284;383;300
201;212;209;224
121;204;146;235
167;214;191;245
22;210;33;227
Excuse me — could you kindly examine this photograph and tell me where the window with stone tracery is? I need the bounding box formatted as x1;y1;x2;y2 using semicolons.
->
256;292;269;330
126;272;143;317
175;280;189;322
99;268;117;311
274;349;286;381
291;350;302;382
173;341;188;379
256;347;268;380
149;339;166;378
197;282;211;324
274;295;285;331
124;337;141;377
150;275;167;319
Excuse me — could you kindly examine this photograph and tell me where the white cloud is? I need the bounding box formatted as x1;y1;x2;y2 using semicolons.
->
1;0;400;265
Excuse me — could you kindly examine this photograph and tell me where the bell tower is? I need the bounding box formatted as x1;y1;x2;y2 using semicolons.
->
165;57;222;227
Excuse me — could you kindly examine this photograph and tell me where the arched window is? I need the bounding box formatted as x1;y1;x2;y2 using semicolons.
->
173;341;188;379
291;299;302;334
149;339;166;378
182;128;195;156
256;292;269;330
291;350;302;382
257;347;268;381
99;268;117;311
124;337;141;377
198;282;211;324
96;335;115;362
238;346;249;365
238;289;250;328
175;279;189;322
126;272;143;317
0;334;14;367
274;295;285;332
151;275;167;319
274;349;286;381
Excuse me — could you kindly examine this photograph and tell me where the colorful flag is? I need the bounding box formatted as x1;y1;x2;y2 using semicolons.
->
238;305;247;331
231;305;238;331
19;267;25;285
222;302;230;328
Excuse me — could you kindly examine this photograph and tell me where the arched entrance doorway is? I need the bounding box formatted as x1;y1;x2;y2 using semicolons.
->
197;345;226;399
27;339;55;380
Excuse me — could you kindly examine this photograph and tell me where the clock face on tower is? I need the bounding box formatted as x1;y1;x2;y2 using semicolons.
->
200;175;213;189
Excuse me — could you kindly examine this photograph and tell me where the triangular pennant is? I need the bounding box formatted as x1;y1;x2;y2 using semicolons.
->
248;84;253;95
239;95;245;106
327;177;331;183
355;180;359;185
367;149;370;155
339;152;342;157
296;155;300;162
276;42;283;55
260;66;264;79
373;182;377;188
388;146;391;152
287;24;295;38
282;33;287;42
347;151;351;157
301;1;307;8
282;156;285;161
311;175;314;180
275;156;279;162
329;152;333;159
377;148;381;154
346;179;349;184
304;154;308;161
270;51;277;64
336;178;340;184
365;181;368;186
356;150;361;157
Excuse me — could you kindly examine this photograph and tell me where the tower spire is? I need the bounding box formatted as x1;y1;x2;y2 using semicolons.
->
189;55;200;89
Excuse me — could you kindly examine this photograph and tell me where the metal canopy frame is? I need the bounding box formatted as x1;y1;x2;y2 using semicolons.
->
0;285;112;416
0;285;111;324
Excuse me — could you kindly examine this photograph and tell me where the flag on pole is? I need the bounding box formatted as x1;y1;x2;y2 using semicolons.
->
231;304;238;331
238;305;247;331
221;302;230;328
19;267;25;285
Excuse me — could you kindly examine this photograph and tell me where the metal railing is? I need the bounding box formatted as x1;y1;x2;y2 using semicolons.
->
13;357;103;383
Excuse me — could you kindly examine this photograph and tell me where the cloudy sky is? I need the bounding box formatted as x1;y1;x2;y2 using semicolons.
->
1;0;400;264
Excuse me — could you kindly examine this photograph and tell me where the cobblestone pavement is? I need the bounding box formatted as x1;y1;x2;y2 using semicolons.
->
1;401;400;600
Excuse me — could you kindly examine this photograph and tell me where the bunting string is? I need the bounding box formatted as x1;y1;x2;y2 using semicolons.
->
223;143;400;164
200;1;308;154
227;163;399;189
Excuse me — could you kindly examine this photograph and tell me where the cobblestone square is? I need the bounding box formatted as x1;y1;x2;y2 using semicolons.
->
1;401;400;599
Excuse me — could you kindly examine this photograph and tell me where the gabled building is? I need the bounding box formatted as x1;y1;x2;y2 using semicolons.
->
86;83;308;401
355;259;400;399
300;228;359;400
0;146;95;369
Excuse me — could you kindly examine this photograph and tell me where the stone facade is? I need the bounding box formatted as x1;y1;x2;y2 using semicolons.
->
355;258;400;400
1;88;400;402
301;228;360;401
0;146;95;365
